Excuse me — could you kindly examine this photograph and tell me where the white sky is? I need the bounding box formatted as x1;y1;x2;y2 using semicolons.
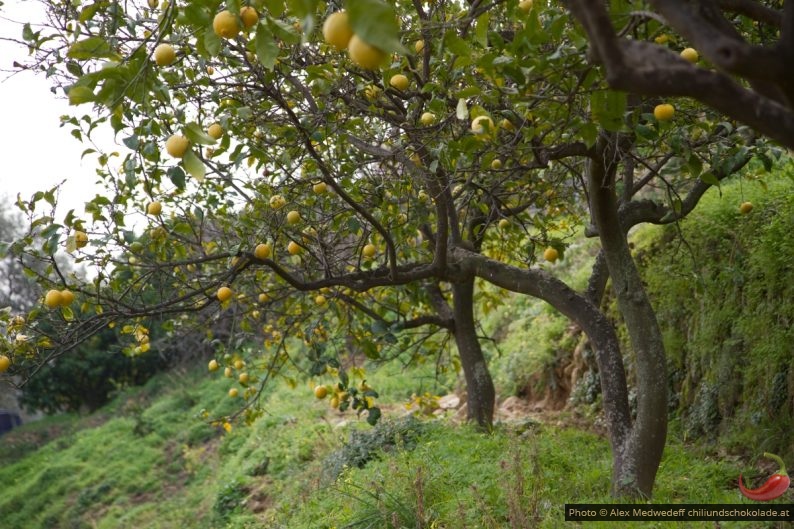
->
0;0;108;220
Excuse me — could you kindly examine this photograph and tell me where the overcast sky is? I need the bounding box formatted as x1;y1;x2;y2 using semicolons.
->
0;0;108;219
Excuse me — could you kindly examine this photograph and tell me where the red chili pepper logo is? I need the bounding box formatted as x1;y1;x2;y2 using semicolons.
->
739;452;790;501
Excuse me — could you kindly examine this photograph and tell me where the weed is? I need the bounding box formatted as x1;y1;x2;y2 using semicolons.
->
214;478;248;521
324;416;426;480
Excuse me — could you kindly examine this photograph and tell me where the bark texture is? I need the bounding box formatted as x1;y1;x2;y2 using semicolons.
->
587;138;668;497
451;278;495;429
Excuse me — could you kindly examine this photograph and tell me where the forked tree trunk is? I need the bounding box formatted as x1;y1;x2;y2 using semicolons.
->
451;278;495;429
588;138;668;497
450;245;657;496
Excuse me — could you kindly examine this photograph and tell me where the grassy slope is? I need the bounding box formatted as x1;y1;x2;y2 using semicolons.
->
0;361;779;529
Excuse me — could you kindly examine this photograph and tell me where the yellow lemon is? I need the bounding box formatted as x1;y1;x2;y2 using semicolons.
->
348;35;386;70
254;243;271;260
680;48;698;63
165;135;189;157
153;43;176;66
75;230;88;248
213;10;240;39
420;112;436;125
390;74;410;91
471;115;495;135
207;123;223;139
217;286;233;302
323;11;353;51
239;6;258;29
60;289;75;306
45;289;63;309
653;104;675;121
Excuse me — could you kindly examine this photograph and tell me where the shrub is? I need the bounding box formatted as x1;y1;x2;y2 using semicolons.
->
323;416;426;480
20;328;168;414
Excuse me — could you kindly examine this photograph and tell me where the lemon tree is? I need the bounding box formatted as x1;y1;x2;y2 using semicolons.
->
5;0;787;498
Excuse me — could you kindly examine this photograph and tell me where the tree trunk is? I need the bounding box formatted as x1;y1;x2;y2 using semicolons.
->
450;247;634;487
588;138;668;497
451;278;495;429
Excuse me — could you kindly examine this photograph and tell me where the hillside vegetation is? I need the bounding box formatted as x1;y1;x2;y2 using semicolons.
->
637;173;794;461
0;365;757;529
2;174;792;528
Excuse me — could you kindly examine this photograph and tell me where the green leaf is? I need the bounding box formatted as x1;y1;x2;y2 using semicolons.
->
66;62;83;77
455;86;481;98
184;122;217;145
444;31;471;56
579;122;598;148
699;171;720;186
635;124;656;141
182;149;206;183
167;166;186;190
366;407;381;425
268;18;301;44
183;2;211;28
255;24;279;70
122;135;139;150
22;23;35;42
590;90;626;132
263;0;285;17
286;0;317;36
475;12;490;48
345;0;407;54
285;0;316;18
758;152;773;172
79;3;102;23
67;37;115;60
204;29;222;57
687;154;702;178
68;85;95;105
362;341;379;359
173;222;193;236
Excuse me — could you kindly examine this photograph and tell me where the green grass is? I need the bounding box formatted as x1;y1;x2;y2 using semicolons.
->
0;362;781;529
